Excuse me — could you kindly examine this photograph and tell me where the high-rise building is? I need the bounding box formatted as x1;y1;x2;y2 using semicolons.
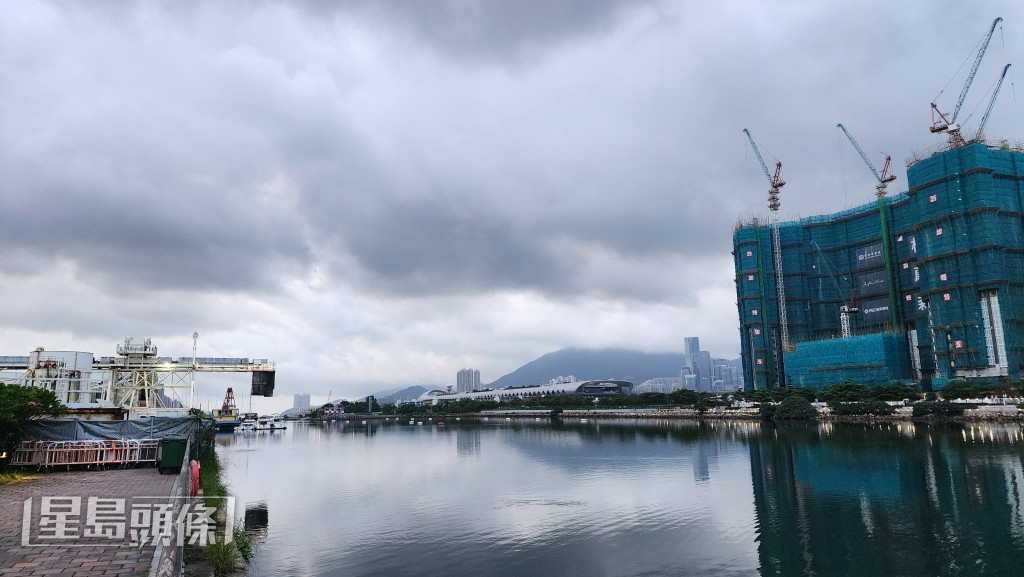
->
293;393;310;411
733;140;1024;390
456;368;481;393
683;337;714;392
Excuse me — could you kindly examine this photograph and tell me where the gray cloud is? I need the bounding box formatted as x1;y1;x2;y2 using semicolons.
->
285;0;672;65
2;0;1021;404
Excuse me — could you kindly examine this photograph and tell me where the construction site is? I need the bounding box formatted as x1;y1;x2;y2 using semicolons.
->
734;18;1023;391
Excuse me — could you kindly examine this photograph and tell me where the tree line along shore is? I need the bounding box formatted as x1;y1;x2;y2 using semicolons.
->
305;381;1024;423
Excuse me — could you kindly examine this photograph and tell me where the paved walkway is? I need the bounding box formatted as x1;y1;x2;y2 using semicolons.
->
0;468;177;576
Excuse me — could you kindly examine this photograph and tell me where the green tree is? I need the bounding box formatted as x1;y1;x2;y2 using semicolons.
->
783;388;818;402
912;400;965;417
396;403;420;415
0;383;67;461
773;395;817;420
345;401;369;414
938;380;988;400
667;388;700;406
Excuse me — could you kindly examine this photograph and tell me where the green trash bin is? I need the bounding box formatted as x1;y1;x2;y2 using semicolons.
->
159;436;188;474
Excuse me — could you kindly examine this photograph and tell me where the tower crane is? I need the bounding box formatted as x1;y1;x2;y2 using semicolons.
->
836;123;901;329
742;129;790;356
836;123;897;199
930;17;1003;146
975;63;1012;142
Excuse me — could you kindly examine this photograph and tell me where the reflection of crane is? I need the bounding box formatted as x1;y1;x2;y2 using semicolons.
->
930;17;1003;146
811;241;859;338
743;128;790;354
975;63;1012;141
836;123;897;199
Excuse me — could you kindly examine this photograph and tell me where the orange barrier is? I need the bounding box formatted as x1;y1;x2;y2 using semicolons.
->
190;460;200;496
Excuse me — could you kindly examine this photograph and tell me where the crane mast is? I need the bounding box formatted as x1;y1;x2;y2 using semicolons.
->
931;17;1003;146
743;129;791;358
975;63;1012;141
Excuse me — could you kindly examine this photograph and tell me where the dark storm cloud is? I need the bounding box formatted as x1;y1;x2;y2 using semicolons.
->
2;183;310;292
285;0;671;64
331;194;574;295
7;0;1017;308
4;0;1022;395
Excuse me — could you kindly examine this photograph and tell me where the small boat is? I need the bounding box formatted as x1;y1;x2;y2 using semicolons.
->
236;419;257;433
212;387;241;432
256;414;287;430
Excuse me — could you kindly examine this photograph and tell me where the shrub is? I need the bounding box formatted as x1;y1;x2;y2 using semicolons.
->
830;401;895;416
759;404;777;421
938;380;987;400
206;539;240;576
773;395;818;421
0;383;67;461
912;401;965;418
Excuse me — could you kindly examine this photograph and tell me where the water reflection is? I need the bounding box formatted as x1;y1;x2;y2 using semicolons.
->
456;427;481;459
217;419;1024;577
751;422;1024;577
244;501;269;539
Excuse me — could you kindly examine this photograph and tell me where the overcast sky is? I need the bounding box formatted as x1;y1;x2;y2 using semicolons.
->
2;1;1020;410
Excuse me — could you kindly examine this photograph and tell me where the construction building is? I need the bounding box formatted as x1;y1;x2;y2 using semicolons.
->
734;139;1024;390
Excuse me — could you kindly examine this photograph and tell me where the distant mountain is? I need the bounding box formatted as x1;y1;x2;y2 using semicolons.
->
488;348;688;388
373;385;430;404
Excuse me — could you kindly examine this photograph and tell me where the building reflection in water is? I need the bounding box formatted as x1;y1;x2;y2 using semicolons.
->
456;426;481;460
751;422;1024;577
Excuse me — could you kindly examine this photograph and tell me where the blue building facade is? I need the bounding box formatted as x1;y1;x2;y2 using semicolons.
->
733;141;1024;390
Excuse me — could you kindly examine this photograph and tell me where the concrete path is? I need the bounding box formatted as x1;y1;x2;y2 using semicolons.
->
0;468;177;576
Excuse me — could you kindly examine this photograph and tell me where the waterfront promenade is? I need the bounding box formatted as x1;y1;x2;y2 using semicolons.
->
0;469;176;576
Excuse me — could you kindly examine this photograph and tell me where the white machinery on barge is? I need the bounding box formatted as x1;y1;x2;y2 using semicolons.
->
0;333;275;419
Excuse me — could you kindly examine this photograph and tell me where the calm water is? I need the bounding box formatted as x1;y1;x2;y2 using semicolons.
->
217;418;1024;577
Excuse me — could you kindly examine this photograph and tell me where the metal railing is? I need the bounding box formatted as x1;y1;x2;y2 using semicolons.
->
10;439;161;471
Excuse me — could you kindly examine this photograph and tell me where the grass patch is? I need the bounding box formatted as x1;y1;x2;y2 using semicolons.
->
206;539;240;576
0;471;34;485
199;448;229;511
233;527;254;564
196;445;256;574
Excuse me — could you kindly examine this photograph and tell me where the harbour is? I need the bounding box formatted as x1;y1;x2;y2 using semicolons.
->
2;3;1023;576
220;418;1024;577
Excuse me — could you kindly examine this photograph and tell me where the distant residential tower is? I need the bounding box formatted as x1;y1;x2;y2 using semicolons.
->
457;368;481;393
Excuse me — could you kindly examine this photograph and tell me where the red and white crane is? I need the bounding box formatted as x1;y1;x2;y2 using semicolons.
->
743;128;790;353
930;17;1003;146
